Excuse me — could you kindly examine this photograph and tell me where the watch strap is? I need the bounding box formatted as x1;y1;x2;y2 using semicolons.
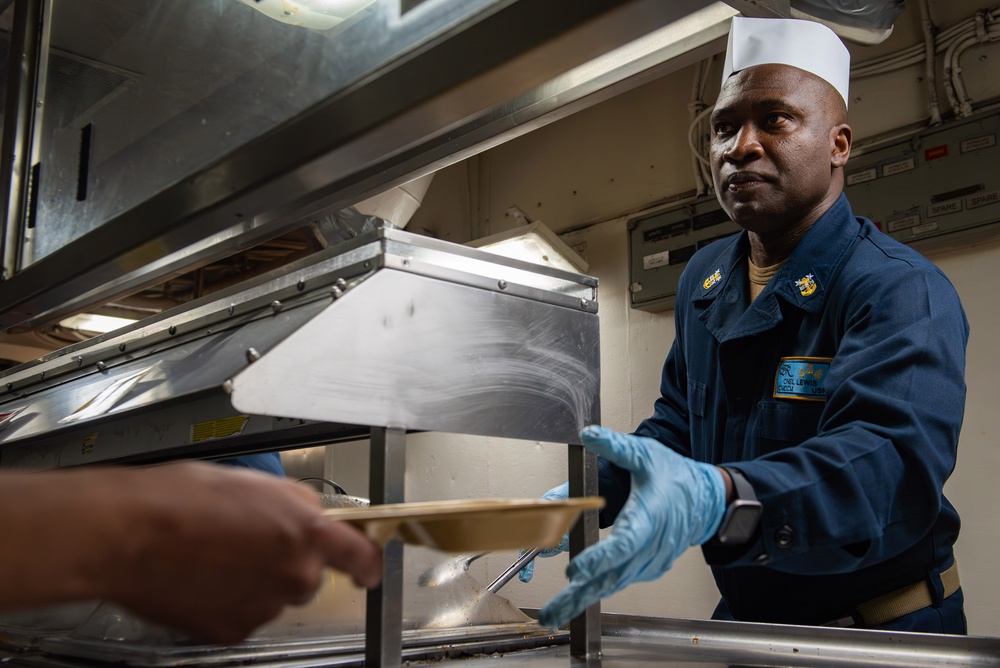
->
723;467;757;503
714;467;762;546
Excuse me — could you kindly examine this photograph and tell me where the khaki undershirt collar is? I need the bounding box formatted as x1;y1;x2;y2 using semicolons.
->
748;257;783;302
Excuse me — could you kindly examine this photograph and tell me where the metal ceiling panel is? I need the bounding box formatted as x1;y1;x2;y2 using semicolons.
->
0;0;716;332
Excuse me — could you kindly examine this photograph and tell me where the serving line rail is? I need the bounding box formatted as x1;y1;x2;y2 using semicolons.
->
3;614;998;667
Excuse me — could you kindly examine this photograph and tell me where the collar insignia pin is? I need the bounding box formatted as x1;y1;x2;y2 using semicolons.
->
795;274;817;297
703;269;723;290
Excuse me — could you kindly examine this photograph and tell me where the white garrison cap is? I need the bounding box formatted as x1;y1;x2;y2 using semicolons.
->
722;16;851;108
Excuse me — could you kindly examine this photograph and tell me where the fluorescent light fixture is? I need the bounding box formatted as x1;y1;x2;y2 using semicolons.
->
238;0;378;31
468;221;589;274
59;313;137;334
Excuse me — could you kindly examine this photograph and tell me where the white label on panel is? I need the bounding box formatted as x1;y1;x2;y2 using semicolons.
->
960;134;997;153
881;157;916;177
847;168;878;185
967;190;1000;209
912;222;940;236
887;214;921;232
643;250;671;270
927;200;963;218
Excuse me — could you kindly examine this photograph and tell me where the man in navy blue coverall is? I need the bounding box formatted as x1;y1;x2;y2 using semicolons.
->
531;17;969;634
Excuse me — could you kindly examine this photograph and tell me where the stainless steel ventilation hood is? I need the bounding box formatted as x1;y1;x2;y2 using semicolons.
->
0;0;735;332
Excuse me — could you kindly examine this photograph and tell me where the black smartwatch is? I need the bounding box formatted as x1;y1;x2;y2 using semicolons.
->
716;467;762;545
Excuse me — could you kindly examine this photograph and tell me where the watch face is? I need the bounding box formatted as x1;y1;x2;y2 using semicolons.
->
720;501;762;545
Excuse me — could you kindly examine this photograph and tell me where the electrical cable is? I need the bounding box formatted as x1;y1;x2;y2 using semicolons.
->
687;104;714;170
688;64;708;195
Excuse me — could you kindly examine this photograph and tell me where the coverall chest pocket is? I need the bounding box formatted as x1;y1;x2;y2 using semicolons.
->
755;400;824;455
687;378;707;417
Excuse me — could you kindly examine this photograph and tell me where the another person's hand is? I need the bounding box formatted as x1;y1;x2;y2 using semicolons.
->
518;482;569;583
538;425;726;628
101;462;382;643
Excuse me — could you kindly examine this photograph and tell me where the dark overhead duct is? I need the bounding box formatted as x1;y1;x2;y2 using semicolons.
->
791;0;908;44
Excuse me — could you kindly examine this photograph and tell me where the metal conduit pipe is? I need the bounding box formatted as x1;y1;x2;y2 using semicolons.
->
950;34;1000;117
952;17;1000;116
941;33;970;119
850;6;1000;78
851;32;948;77
943;12;1000;117
918;0;942;125
937;9;1000;115
851;51;924;77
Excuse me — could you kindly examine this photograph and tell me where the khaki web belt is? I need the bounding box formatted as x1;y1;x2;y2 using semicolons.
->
854;562;960;627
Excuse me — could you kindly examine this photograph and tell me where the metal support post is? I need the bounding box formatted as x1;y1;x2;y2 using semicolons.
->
366;426;406;667
568;442;601;661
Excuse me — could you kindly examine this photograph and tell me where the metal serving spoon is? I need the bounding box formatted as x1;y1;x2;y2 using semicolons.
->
417;551;489;588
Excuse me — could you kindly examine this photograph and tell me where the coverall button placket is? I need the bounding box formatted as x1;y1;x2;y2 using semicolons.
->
775;525;794;548
723;417;746;464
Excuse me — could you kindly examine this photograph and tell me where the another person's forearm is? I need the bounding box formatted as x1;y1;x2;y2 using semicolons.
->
0;468;131;611
0;463;382;643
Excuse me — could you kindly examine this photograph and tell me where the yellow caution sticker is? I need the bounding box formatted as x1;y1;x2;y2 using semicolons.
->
82;432;98;455
191;415;249;443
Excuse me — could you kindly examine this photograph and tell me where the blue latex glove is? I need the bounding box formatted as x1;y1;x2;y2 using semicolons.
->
538;425;727;628
518;481;569;583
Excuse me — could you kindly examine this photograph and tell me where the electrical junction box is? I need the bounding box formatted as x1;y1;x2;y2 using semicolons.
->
844;110;1000;253
628;196;739;312
628;109;1000;313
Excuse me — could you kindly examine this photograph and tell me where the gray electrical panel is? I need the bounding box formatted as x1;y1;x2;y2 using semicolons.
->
628;196;740;312
628;109;1000;312
844;110;1000;251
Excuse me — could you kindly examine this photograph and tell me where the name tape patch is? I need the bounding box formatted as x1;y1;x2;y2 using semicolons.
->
774;357;832;401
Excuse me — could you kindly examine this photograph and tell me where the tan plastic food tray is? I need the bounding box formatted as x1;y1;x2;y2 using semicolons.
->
323;497;605;552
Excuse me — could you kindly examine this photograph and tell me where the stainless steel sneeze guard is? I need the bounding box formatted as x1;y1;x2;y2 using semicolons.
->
0;226;600;469
0;225;603;665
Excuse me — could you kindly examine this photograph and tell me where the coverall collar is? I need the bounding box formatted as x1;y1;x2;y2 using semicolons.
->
768;192;859;313
693;193;860;341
